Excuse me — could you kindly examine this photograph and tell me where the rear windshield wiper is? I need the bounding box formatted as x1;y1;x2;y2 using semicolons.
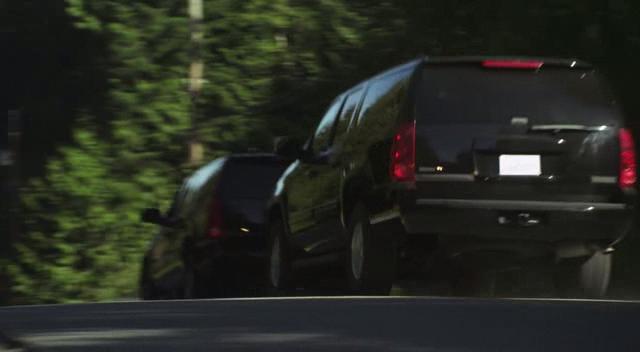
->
529;124;611;133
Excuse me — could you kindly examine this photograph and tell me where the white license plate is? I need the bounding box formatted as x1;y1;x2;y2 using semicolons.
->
499;154;541;176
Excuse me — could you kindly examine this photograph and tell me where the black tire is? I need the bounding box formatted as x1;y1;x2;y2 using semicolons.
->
139;258;158;300
346;204;395;295
555;251;612;298
266;217;293;295
182;267;198;299
451;267;497;298
183;262;224;299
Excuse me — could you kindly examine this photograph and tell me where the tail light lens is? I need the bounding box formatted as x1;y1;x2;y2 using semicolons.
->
482;60;543;70
390;120;416;183
619;128;636;189
208;198;224;238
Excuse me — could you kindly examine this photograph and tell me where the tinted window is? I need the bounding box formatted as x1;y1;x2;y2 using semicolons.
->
334;88;363;146
311;97;344;153
219;161;286;199
182;158;225;208
417;66;619;125
358;69;411;126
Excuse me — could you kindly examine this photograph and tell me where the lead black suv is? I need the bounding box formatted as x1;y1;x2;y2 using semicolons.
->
266;57;636;297
139;154;290;299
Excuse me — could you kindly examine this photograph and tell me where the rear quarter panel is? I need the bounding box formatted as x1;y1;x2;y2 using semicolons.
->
341;64;419;216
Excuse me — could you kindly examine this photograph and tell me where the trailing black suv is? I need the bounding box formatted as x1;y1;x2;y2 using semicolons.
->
139;154;290;299
266;57;636;297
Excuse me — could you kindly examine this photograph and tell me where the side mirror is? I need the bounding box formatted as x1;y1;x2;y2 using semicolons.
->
274;136;303;159
141;208;163;225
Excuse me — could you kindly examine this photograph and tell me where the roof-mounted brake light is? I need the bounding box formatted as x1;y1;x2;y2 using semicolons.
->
482;60;543;70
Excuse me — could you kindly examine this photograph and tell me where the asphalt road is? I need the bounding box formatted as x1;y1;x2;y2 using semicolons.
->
1;297;639;351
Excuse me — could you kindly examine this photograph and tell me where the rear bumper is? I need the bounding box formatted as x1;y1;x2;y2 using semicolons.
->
198;234;268;260
400;198;634;242
192;235;268;280
415;199;626;212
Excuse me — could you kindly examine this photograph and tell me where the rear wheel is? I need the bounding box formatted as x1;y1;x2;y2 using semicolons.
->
555;251;612;298
183;260;226;299
451;266;497;297
266;217;292;294
139;258;158;300
346;204;395;295
182;267;202;299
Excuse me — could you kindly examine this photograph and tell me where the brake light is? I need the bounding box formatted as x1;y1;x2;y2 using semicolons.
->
619;128;636;189
208;198;224;238
390;121;416;183
482;60;543;70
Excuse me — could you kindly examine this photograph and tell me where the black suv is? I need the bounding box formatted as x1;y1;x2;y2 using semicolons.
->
140;154;290;299
266;57;636;297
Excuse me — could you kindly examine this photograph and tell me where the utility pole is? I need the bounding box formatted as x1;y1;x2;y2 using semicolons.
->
187;0;204;166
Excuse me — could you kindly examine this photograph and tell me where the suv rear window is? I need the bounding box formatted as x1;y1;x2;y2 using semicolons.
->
417;65;620;125
219;161;285;199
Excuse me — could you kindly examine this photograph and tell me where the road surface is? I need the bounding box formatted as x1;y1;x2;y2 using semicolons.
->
0;297;638;351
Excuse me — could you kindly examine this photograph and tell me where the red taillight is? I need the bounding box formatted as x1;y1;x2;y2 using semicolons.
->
482;60;543;70
619;128;637;189
390;121;416;183
208;198;224;238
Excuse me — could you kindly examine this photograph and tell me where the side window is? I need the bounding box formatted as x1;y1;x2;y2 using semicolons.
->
311;96;344;153
333;88;364;146
357;69;411;127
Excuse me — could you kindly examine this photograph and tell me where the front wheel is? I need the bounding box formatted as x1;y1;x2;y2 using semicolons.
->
555;251;612;298
266;217;293;294
346;204;395;295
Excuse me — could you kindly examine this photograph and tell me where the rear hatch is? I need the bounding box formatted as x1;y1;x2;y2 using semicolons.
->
218;157;289;234
414;59;628;204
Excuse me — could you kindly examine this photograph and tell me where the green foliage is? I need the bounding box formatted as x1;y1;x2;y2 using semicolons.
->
9;0;364;303
10;128;177;303
9;1;194;302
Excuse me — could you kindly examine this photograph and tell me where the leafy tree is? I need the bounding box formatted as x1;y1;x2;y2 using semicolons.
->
8;0;363;303
10;127;177;303
8;0;192;303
